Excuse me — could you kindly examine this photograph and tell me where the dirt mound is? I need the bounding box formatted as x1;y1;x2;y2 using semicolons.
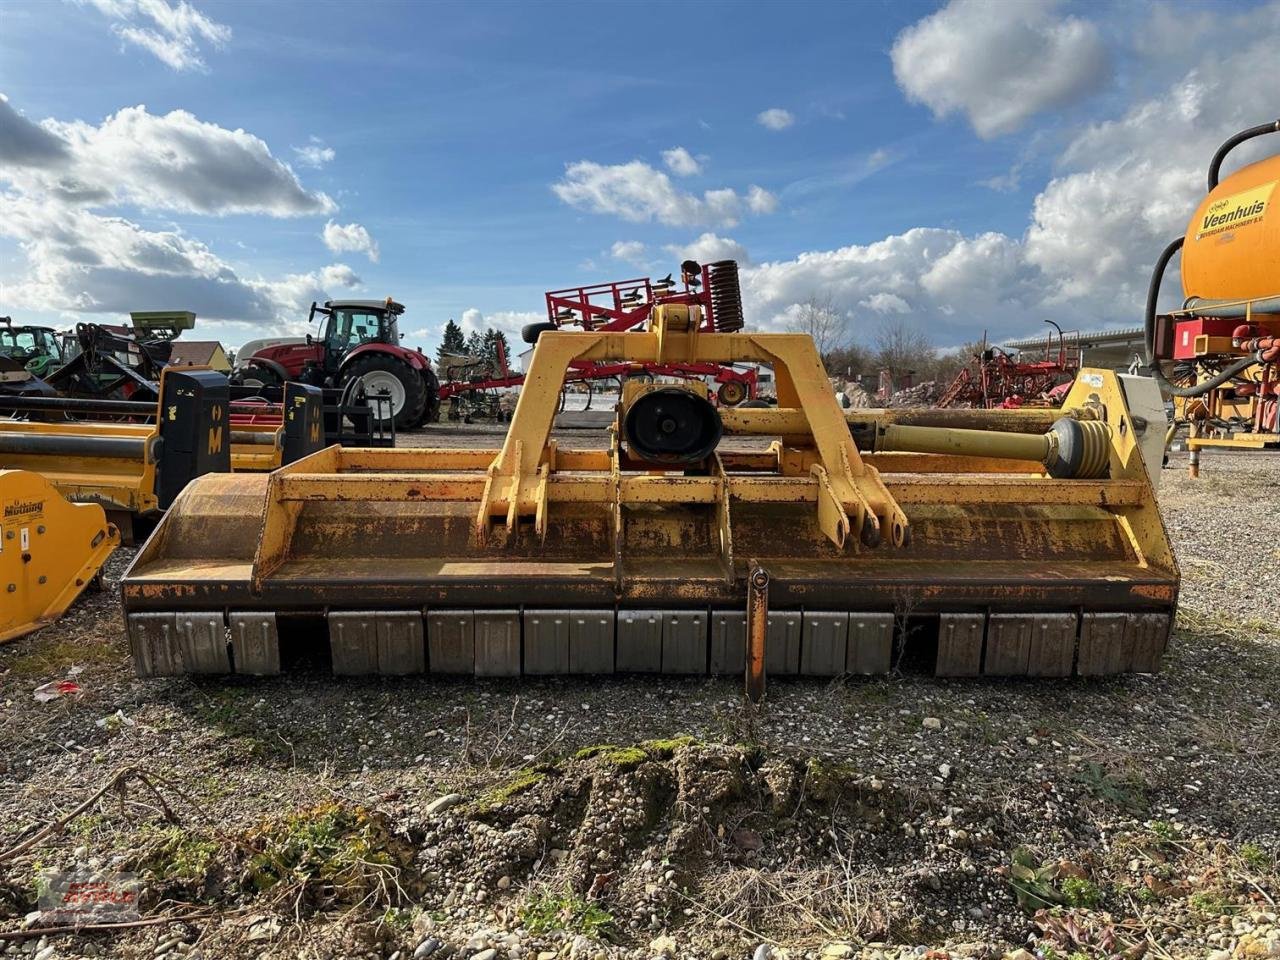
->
404;738;1008;953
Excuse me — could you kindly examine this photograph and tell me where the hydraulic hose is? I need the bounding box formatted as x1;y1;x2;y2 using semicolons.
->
1142;236;1261;397
1207;119;1280;191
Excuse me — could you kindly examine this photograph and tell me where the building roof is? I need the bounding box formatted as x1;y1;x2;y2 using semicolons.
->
1001;326;1145;351
168;341;227;366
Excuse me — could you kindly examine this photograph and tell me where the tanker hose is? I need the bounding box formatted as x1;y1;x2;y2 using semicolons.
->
1142;236;1260;398
1207;119;1280;191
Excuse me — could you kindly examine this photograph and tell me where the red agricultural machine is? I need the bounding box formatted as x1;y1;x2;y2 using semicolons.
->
937;321;1079;409
237;299;439;430
435;260;759;419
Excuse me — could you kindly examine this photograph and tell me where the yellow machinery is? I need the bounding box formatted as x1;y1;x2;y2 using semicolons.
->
1145;120;1280;474
0;368;228;539
1;470;119;644
225;383;326;471
122;287;1178;683
0;375;324;537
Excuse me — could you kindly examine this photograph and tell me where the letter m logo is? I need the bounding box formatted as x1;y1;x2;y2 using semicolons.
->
207;425;223;454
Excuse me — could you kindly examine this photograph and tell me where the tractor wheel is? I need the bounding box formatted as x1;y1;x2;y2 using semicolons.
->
522;322;559;345
238;361;284;391
343;354;427;431
717;380;748;406
413;367;441;426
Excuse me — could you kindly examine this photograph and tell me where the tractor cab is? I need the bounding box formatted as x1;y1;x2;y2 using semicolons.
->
312;299;404;370
0;318;65;377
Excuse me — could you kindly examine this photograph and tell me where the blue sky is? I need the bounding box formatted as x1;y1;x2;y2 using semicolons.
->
2;0;1279;358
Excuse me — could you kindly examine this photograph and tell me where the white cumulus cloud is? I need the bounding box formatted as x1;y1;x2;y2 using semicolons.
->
666;233;750;266
1024;12;1280;312
293;137;335;168
322;220;379;262
610;240;648;265
81;0;231;72
891;0;1109;138
661;146;702;176
740;5;1280;345
447;308;543;363
756;108;794;131
10;103;337;216
746;185;778;214
740;227;1037;340
859;292;911;314
0;191;360;327
553;159;778;228
0;94;350;330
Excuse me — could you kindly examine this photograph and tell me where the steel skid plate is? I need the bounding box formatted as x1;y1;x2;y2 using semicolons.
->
125;606;1171;678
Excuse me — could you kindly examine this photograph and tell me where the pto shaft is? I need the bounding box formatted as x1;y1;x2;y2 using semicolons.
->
872;418;1112;479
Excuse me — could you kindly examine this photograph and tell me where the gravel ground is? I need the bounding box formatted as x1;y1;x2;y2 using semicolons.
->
1;437;1277;960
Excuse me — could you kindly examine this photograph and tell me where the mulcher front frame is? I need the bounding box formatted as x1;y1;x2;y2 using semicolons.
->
121;308;1178;682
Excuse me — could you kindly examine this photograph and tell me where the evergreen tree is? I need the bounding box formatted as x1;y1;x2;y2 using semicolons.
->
475;328;513;376
464;330;485;360
437;318;466;366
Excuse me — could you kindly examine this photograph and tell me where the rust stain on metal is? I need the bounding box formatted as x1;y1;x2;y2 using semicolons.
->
746;562;769;703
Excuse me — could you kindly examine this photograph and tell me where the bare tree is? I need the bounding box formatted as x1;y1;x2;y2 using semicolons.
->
786;293;848;360
873;318;934;383
930;338;988;384
825;342;874;380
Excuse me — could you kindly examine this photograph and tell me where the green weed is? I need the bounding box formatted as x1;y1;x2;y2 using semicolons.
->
1239;842;1270;870
1075;761;1148;812
521;890;616;940
1061;876;1103;909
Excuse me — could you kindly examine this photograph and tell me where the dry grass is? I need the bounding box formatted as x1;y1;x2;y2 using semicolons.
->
687;831;896;949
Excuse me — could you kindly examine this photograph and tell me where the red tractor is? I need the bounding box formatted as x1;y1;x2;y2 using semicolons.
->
238;298;439;429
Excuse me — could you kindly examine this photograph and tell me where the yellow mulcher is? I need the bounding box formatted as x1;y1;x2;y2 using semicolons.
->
1;470;119;644
121;263;1178;687
0;373;324;537
1;371;324;644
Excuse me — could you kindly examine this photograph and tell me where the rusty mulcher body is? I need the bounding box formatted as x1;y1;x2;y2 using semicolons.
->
121;277;1178;683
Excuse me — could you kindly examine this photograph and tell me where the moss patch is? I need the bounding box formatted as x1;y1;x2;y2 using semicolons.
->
803;757;863;803
640;735;696;758
5;641;116;678
573;745;646;768
473;768;549;813
573;736;697;769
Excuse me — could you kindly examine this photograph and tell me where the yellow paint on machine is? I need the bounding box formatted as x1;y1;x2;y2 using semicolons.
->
121;305;1179;680
0;470;120;644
